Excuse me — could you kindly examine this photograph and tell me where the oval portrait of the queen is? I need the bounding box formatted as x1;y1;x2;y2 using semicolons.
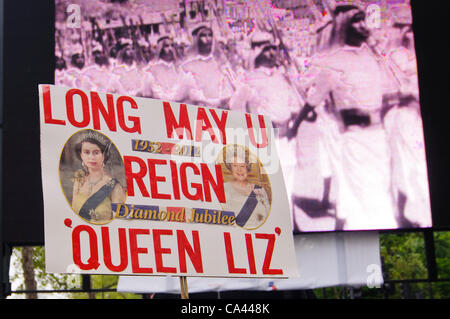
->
59;129;126;225
216;144;272;230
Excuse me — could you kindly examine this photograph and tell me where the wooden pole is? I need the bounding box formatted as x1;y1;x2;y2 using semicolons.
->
179;276;189;299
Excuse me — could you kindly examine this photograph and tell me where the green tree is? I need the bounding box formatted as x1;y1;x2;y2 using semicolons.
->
317;232;450;299
432;232;450;298
380;232;428;281
10;246;141;299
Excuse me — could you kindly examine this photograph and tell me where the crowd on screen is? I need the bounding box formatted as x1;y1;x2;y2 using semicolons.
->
54;0;432;231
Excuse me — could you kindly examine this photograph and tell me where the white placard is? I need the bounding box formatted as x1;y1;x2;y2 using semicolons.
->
39;84;298;278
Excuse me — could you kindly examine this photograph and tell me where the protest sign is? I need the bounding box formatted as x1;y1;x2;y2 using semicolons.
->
39;84;298;278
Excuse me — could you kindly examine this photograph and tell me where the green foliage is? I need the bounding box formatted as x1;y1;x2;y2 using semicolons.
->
10;246;141;299
380;232;428;281
11;247;79;292
434;232;450;278
432;232;450;298
315;232;450;299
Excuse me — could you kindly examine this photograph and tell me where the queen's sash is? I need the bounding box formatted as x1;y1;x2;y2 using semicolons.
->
79;179;118;221
235;185;262;227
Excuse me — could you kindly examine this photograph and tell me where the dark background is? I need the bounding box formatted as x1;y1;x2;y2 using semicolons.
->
2;0;54;245
1;0;449;246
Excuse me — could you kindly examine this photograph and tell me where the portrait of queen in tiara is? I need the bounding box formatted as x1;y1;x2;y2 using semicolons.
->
59;129;126;224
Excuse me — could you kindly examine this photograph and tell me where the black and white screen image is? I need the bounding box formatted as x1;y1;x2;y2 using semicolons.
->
54;0;432;232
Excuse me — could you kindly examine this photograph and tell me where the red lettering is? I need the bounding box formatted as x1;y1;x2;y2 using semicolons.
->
201;164;225;203
72;225;100;270
91;92;117;131
208;109;228;144
170;160;181;200
180;162;203;201
153;229;177;273
42;85;65;125
41;86;144;135
129;228;153;274
246;114;268;148
255;233;283;275
124;158;224;203
101;227;128;272
163;102;192;139
116;96;141;134
124;156;150;197
177;230;203;273
195;107;218;143
147;159;171;200
66;88;90;128
245;234;257;275
223;232;246;274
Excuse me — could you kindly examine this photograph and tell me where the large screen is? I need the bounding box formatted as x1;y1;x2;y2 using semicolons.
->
53;0;432;232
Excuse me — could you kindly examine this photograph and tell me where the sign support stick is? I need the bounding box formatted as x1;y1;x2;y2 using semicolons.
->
179;276;189;299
